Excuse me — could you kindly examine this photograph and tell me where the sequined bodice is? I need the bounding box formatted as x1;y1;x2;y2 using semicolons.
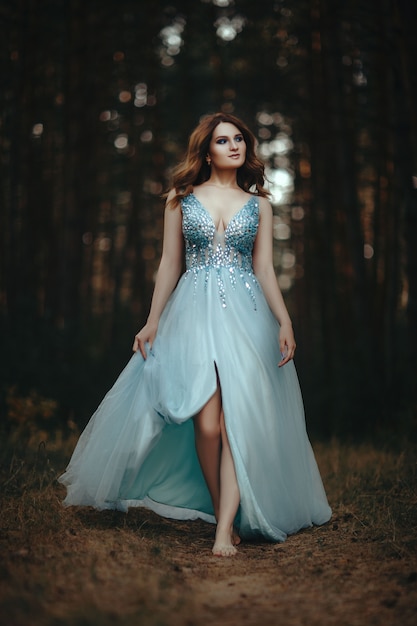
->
181;193;260;308
182;193;258;270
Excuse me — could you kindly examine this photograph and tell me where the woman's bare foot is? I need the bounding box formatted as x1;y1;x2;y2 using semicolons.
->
212;526;238;557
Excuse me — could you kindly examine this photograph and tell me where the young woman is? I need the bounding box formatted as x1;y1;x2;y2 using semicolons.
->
59;113;331;557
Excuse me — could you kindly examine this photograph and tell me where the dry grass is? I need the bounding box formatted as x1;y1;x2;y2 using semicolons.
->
1;435;417;626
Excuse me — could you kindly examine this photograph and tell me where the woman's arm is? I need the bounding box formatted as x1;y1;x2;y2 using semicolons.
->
133;191;184;358
252;197;296;366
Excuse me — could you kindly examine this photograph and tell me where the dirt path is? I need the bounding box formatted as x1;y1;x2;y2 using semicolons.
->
2;502;416;626
1;442;416;625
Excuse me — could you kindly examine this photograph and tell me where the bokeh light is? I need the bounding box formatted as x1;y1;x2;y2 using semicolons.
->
215;16;245;42
32;123;44;137
114;134;129;150
256;109;299;290
364;244;374;259
159;17;186;66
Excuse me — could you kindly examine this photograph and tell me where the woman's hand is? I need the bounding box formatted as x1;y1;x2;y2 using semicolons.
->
278;323;296;367
132;320;158;359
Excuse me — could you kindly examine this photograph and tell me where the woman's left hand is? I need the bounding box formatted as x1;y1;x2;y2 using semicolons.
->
278;323;296;367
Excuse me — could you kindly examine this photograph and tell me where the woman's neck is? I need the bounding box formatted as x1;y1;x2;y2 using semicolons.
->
204;172;240;189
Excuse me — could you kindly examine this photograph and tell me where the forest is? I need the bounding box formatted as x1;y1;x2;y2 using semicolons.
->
1;0;416;440
1;3;417;626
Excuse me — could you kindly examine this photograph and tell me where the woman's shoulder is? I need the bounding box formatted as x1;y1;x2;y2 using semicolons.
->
166;188;177;202
256;195;273;222
257;194;272;209
166;186;196;208
167;187;193;208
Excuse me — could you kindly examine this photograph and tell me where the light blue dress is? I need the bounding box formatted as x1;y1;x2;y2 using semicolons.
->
59;193;331;541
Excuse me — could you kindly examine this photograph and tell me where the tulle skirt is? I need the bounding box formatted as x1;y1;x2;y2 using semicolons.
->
59;266;331;541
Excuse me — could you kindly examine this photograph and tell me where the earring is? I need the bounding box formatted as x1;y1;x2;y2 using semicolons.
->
206;156;211;166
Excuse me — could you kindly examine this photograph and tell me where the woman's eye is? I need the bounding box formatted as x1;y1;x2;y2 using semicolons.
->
216;136;244;144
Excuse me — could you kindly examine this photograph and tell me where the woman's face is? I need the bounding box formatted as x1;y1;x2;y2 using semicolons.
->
207;122;246;170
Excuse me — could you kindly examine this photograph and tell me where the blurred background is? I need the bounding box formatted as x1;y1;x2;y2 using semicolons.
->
1;0;416;443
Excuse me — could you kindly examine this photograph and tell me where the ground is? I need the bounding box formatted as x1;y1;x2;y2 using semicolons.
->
1;440;416;626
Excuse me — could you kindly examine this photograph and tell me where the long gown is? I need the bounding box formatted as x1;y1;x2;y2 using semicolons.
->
59;193;331;542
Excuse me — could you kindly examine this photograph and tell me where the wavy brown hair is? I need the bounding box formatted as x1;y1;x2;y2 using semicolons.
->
167;113;269;208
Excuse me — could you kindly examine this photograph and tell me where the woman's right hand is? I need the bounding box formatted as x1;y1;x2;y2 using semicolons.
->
132;320;158;359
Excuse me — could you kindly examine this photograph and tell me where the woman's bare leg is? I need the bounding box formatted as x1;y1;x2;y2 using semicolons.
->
194;384;241;556
194;386;222;521
212;411;240;556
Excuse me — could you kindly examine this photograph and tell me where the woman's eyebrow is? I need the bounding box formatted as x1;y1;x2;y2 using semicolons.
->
214;133;243;139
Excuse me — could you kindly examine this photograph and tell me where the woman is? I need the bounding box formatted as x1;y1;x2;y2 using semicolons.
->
59;113;331;557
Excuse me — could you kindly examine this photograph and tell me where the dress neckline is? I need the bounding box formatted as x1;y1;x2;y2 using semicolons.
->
190;192;255;234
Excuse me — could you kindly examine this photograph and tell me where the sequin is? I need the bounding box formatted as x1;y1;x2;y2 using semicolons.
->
181;193;260;309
